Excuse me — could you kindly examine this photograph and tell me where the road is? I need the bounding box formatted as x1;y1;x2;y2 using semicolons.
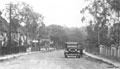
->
0;50;118;69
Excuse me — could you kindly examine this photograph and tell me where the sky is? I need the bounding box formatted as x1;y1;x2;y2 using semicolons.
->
0;0;91;28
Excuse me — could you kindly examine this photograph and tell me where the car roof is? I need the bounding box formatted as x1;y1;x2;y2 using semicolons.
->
65;42;78;44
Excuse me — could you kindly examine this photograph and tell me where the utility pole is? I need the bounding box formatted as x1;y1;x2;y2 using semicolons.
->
95;0;100;55
8;3;12;47
94;0;100;45
118;12;119;46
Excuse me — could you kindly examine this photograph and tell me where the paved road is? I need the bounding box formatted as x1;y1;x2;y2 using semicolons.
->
0;50;118;69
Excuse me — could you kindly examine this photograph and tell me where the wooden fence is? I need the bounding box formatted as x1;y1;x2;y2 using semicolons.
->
99;45;120;59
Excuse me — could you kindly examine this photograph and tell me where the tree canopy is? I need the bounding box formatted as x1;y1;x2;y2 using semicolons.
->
80;0;120;47
2;2;45;40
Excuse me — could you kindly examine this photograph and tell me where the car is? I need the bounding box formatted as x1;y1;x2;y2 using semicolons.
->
64;42;83;58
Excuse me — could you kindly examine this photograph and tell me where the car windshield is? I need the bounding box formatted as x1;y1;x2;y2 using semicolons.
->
67;44;78;48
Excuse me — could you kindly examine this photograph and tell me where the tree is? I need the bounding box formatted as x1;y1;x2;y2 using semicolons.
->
46;25;67;49
46;24;87;49
80;0;111;47
3;2;44;40
107;0;120;46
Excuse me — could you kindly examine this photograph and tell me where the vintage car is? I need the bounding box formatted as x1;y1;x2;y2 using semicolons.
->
64;42;83;58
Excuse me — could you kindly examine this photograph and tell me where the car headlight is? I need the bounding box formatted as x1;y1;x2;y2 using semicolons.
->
75;49;77;51
77;50;80;52
65;50;68;52
68;49;71;51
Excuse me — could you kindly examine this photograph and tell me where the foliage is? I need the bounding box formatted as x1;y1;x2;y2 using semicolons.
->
3;2;45;39
80;0;112;47
46;24;87;49
86;24;98;47
46;25;67;48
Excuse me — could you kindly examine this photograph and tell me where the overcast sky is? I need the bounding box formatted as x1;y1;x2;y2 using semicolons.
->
0;0;91;27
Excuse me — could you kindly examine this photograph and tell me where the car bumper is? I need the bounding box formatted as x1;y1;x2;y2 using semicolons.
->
65;53;80;56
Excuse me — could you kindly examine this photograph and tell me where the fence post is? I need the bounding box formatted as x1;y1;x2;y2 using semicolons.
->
118;46;120;58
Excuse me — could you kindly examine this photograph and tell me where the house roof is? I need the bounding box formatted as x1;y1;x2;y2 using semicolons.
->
0;16;9;32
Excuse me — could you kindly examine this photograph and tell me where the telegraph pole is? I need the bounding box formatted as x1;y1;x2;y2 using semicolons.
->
8;3;12;47
94;0;100;55
118;12;119;46
94;0;100;45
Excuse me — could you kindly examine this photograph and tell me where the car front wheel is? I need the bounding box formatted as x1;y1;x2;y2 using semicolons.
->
65;55;68;58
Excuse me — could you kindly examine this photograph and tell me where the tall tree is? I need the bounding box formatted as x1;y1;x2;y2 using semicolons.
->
108;0;120;45
3;2;44;40
80;0;110;46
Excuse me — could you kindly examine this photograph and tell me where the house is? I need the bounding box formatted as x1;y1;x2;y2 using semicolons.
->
0;12;9;47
